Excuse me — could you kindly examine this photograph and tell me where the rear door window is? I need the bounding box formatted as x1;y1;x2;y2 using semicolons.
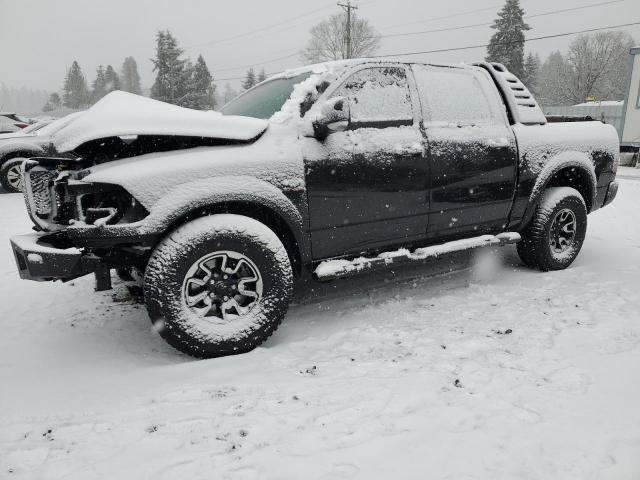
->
412;65;505;126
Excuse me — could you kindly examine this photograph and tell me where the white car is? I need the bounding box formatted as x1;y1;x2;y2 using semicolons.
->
0;112;30;134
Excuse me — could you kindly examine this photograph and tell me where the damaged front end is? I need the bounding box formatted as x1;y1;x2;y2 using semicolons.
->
12;156;151;290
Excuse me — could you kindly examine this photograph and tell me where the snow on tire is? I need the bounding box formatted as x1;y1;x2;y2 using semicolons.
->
144;214;293;358
517;186;587;271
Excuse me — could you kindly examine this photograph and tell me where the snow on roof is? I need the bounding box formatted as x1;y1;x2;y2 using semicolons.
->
272;58;472;81
52;91;268;153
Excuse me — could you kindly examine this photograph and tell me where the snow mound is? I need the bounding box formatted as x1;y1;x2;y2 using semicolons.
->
52;91;268;153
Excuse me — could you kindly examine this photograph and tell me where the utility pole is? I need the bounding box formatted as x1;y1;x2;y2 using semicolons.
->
337;0;358;59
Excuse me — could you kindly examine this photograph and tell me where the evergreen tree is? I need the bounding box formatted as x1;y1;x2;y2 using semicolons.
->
151;30;188;105
183;55;216;110
104;65;121;93
523;52;541;96
91;65;107;103
62;61;89;109
258;68;267;83
121;56;142;94
222;83;238;105
49;92;61;109
485;0;530;78
242;68;257;90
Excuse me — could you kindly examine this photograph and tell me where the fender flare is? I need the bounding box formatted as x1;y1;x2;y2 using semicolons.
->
522;151;597;226
138;175;310;262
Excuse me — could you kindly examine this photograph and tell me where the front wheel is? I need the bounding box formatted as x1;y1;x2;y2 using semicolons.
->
517;187;587;271
0;158;27;193
144;214;293;358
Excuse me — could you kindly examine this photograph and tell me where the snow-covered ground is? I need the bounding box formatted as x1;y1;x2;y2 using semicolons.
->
1;180;640;479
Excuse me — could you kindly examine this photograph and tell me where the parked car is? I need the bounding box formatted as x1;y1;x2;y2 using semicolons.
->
10;60;619;358
0;113;81;192
0;112;30;133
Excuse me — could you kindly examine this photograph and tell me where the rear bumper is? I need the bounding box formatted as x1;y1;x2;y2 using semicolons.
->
10;232;98;282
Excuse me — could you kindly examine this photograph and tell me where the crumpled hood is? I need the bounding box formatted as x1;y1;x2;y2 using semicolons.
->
52;91;268;153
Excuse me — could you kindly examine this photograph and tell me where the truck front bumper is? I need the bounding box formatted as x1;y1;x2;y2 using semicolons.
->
10;232;99;282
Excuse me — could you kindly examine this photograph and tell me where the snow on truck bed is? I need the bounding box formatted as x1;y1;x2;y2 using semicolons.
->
52;91;268;153
1;181;640;479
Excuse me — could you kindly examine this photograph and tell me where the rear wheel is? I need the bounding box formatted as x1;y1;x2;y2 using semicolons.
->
517;187;587;271
144;214;293;358
0;158;26;193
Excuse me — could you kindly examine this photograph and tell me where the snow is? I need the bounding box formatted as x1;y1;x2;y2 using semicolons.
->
35;111;85;138
25;253;43;264
81;123;305;214
51;92;268;153
513;121;620;177
574;100;624;107
145;214;291;344
2;177;640;478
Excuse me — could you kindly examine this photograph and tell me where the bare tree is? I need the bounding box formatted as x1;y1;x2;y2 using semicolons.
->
300;12;380;64
538;31;634;105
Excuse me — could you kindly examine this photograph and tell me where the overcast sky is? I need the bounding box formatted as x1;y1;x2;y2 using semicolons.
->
1;0;639;92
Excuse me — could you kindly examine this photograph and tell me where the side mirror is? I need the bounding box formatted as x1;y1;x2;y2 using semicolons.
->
313;96;350;139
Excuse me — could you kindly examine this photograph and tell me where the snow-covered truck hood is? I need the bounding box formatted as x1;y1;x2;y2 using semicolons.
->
51;91;268;153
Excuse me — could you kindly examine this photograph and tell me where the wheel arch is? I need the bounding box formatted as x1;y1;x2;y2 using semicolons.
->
0;148;43;166
162;201;305;276
521;152;597;228
140;176;310;277
0;141;46;166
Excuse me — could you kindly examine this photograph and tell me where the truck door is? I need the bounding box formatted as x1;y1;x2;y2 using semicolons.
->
411;64;518;238
304;66;429;259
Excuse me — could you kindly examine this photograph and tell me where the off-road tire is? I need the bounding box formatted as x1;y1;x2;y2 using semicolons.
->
517;187;587;271
0;158;26;193
144;214;293;358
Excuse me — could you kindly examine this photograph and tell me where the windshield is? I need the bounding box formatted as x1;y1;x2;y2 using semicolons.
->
220;73;311;119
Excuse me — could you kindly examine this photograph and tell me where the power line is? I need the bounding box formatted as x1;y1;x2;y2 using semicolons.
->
381;4;505;31
213;20;640;82
183;3;336;49
380;0;625;39
208;0;624;78
372;21;640;58
214;51;299;73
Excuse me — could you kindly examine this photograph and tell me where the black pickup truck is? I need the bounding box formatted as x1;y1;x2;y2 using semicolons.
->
10;60;619;358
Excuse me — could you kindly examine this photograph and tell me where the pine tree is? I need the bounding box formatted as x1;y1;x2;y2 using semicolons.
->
258;68;267;83
183;55;216;110
63;61;89;109
49;92;61;109
222;83;238;105
242;68;257;90
121;57;142;94
522;52;541;96
104;65;121;93
42;92;60;112
151;30;188;105
91;65;107;103
485;0;531;78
